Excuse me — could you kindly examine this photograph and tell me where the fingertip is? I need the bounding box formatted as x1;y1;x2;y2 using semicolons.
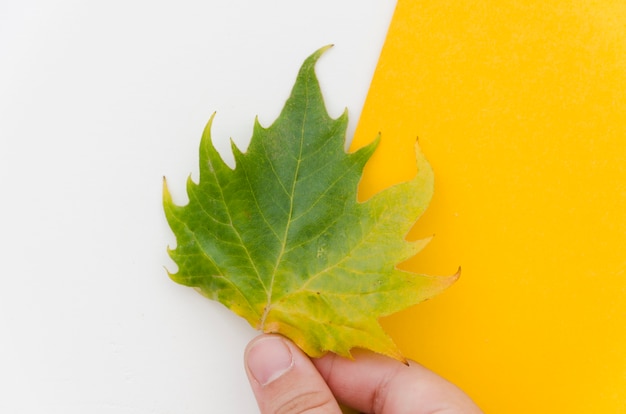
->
244;334;342;414
245;335;294;386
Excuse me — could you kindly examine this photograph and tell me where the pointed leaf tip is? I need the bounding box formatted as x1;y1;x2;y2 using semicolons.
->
300;45;334;73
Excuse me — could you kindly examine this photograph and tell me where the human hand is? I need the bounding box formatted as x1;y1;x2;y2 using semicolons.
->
244;334;483;414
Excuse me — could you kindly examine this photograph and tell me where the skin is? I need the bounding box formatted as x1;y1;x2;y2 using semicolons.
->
244;334;483;414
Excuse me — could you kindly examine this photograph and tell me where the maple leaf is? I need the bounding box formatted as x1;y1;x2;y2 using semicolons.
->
163;46;458;361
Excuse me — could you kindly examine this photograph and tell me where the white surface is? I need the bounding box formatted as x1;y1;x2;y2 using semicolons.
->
0;1;396;412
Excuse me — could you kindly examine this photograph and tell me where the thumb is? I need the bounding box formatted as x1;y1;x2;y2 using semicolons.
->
244;334;341;414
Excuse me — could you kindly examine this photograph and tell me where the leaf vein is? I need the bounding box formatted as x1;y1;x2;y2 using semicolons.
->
205;157;267;294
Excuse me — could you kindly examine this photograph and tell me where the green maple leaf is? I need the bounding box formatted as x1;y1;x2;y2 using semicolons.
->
163;46;458;361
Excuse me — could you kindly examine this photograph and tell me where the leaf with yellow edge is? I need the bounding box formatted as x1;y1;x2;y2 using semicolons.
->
163;46;458;361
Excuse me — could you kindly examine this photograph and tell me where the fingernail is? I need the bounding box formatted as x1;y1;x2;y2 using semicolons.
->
246;336;294;386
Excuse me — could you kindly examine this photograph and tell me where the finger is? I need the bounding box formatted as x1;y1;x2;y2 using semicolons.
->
313;350;482;414
244;334;342;414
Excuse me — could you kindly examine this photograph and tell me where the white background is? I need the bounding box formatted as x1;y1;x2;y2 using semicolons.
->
0;1;395;412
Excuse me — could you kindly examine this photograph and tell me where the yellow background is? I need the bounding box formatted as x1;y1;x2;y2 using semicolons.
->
351;1;626;412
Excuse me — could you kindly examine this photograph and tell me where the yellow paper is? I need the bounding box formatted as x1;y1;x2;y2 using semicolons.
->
352;1;626;412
